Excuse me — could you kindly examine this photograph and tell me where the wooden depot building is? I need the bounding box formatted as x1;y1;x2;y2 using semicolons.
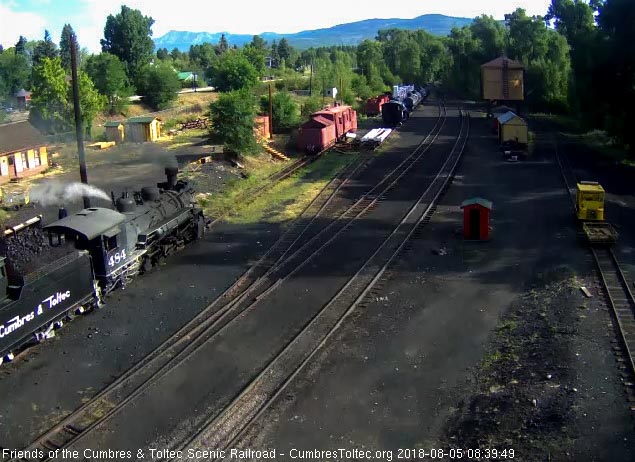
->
0;122;49;184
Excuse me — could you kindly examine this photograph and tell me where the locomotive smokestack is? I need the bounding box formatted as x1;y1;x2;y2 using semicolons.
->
165;167;178;190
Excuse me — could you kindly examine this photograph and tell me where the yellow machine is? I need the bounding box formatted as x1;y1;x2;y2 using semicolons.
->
576;181;617;245
0;184;30;210
576;181;605;221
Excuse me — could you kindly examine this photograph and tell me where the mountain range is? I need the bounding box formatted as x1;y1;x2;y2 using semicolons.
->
154;14;473;51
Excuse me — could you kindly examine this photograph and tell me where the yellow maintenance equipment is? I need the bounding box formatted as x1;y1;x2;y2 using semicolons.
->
576;181;618;245
576;181;605;221
0;184;30;210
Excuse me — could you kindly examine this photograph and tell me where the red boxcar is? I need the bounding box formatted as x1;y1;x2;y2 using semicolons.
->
365;95;390;116
297;105;358;153
297;116;337;154
312;105;357;140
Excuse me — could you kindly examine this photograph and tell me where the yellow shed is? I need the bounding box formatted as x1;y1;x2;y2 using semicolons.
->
497;111;528;145
104;121;125;143
481;56;524;102
126;116;162;143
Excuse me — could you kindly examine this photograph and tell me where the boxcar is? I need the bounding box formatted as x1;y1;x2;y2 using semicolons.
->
365;95;390;116
297;116;337;154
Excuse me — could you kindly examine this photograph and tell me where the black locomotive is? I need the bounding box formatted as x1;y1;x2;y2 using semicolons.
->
0;167;205;363
381;84;428;126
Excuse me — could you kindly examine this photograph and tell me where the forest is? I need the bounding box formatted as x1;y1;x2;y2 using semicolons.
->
0;0;633;154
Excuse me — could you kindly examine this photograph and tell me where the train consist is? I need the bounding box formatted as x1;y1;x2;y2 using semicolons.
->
0;167;205;364
297;104;358;154
381;85;428;126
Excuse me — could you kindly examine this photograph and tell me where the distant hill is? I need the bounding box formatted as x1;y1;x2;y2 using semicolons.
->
154;14;473;51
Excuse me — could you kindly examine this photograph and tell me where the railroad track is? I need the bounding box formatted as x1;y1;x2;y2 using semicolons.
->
9;104;445;462
207;155;315;227
6;151;364;462
178;109;470;460
554;136;635;410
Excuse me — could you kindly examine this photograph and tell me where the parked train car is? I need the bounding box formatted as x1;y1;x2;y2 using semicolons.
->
0;168;205;363
404;91;423;112
382;100;409;126
297;105;358;154
365;95;391;116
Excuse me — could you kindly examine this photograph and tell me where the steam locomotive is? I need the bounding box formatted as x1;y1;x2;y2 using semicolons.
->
0;167;205;364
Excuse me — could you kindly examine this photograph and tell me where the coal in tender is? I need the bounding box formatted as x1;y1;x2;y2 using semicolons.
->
0;226;75;275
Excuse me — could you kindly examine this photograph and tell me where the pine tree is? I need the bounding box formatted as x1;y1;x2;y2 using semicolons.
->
59;24;77;70
33;30;58;65
217;34;229;54
15;36;27;56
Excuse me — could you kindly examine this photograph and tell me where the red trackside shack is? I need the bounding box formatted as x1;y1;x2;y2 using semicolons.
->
460;198;492;240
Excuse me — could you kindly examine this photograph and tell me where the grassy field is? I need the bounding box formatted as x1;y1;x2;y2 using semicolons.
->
196;152;357;225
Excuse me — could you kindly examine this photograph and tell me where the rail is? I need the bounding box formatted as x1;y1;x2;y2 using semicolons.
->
11;103;448;461
554;134;635;410
178;109;470;458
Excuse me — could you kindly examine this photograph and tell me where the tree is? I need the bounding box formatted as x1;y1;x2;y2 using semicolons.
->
547;0;601;123
596;0;635;153
33;30;58;66
277;38;292;62
30;57;69;132
260;91;299;133
506;9;549;64
156;47;169;60
242;44;266;76
85;52;130;113
75;71;107;136
217;34;229;54
270;40;280;68
357;40;383;78
505;8;570;111
250;35;267;50
59;24;78;70
210;50;259;92
30;56;105;134
209;89;258;155
0;51;30;99
101;5;155;84
15;36;27;56
136;62;180;109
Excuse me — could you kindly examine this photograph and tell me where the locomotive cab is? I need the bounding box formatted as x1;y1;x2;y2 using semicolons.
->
44;208;131;290
576;181;605;221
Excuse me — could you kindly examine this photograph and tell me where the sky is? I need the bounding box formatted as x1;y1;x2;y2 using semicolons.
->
0;0;552;53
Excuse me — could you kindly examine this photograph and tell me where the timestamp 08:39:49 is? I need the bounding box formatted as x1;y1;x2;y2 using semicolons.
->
397;448;515;459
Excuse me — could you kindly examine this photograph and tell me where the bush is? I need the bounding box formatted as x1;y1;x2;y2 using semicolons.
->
136;63;180;110
259;91;300;133
301;96;323;117
209;89;259;155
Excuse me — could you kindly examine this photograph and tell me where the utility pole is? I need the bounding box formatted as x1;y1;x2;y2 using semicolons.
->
70;34;90;209
309;60;313;97
268;82;273;139
339;77;343;105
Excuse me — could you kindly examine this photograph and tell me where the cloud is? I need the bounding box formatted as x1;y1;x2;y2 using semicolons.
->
0;2;47;47
2;0;553;53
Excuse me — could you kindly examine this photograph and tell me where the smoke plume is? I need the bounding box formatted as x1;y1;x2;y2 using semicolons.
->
137;143;178;168
30;181;111;206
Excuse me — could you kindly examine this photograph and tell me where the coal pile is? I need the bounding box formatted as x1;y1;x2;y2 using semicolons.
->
0;226;75;276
